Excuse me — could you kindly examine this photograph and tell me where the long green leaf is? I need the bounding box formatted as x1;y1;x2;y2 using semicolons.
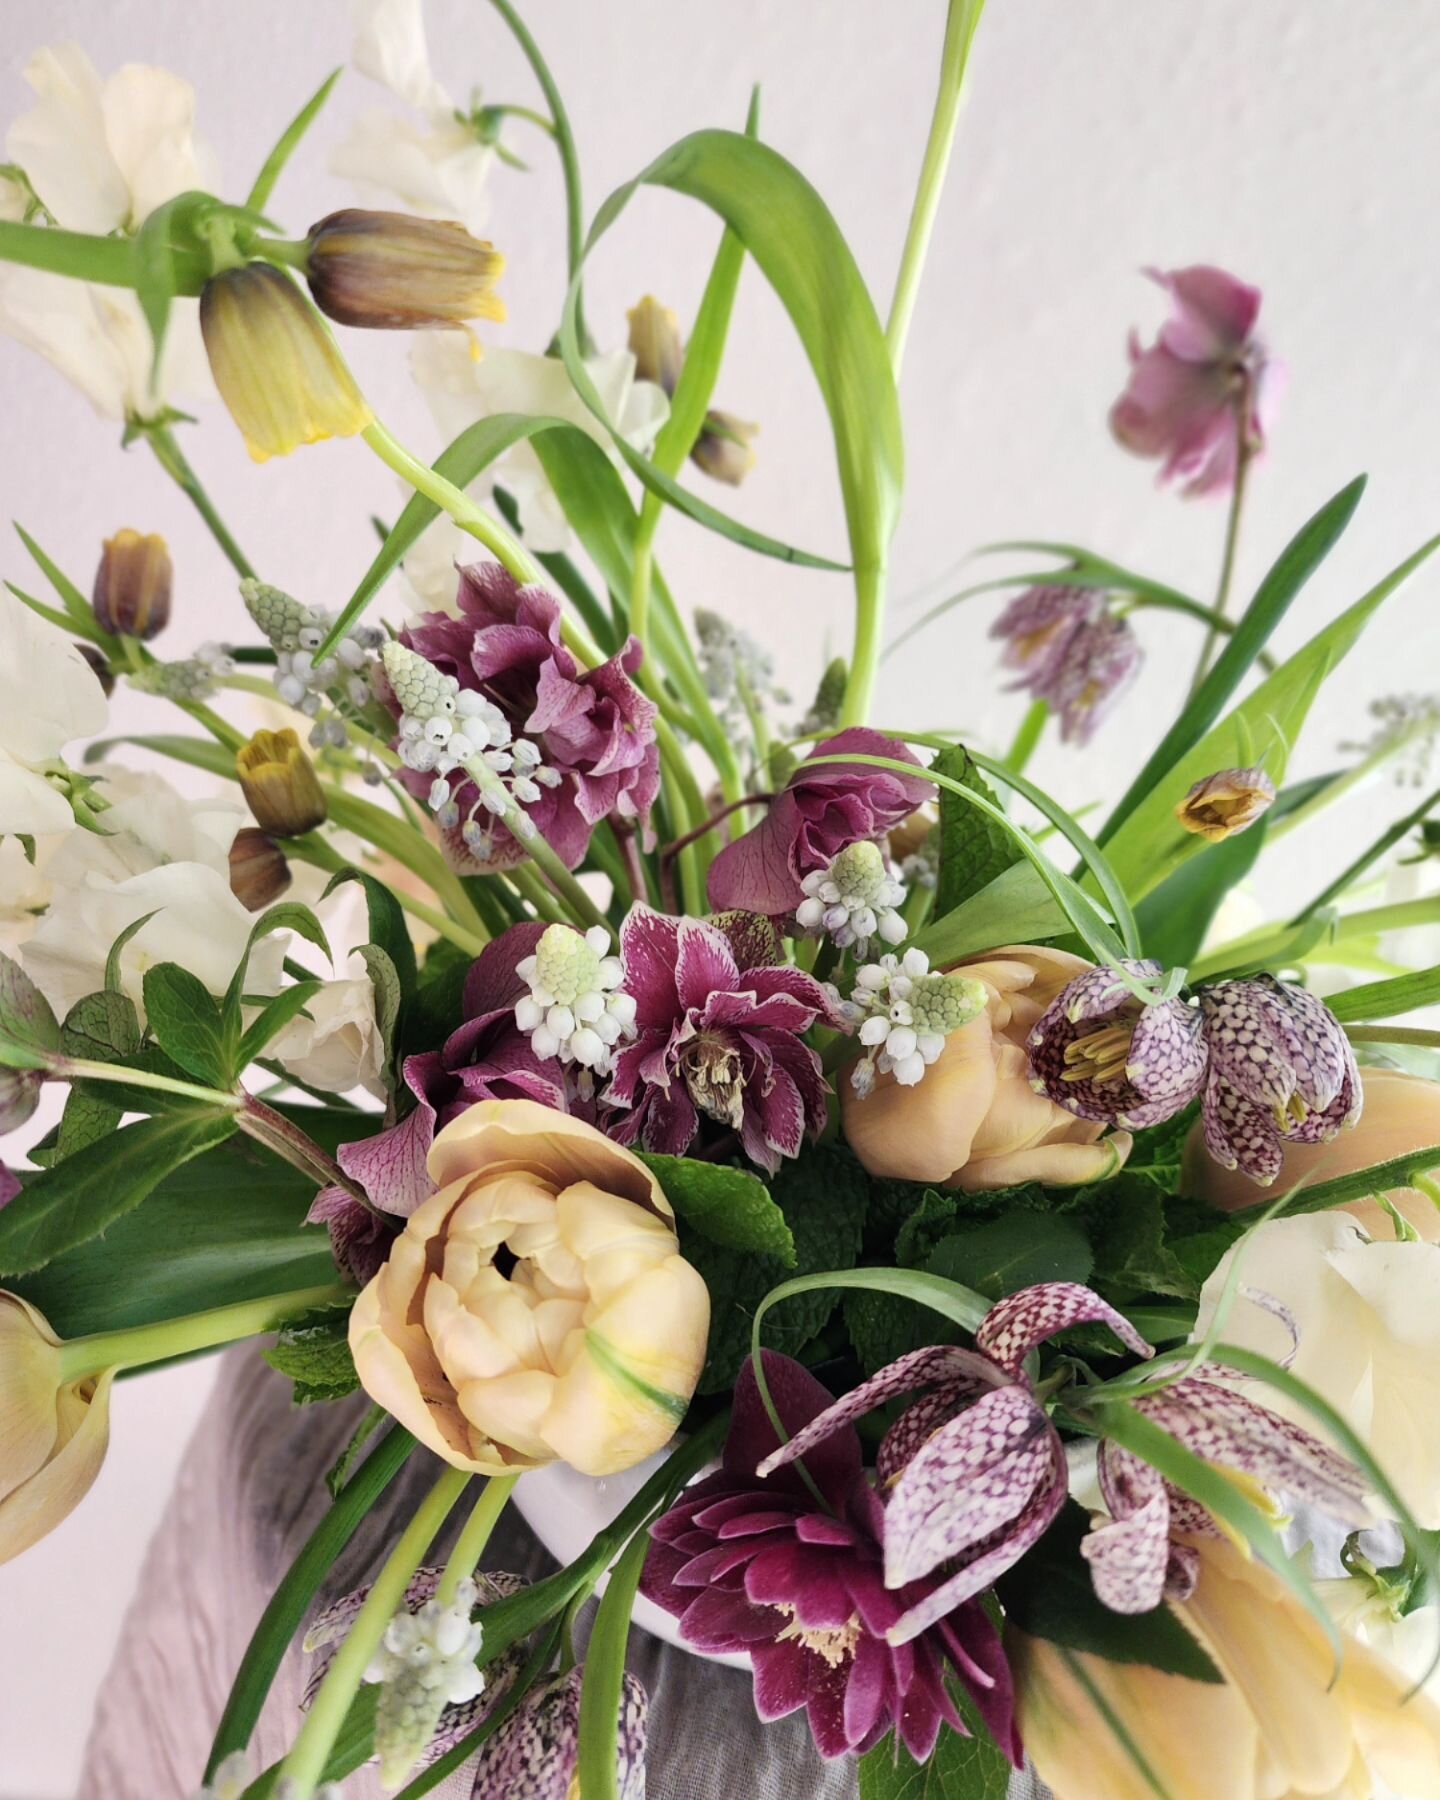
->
1099;479;1366;848
247;67;343;212
919;858;1069;965
560;128;901;573
1326;964;1440;1023
753;1265;991;1356
1101;528;1440;905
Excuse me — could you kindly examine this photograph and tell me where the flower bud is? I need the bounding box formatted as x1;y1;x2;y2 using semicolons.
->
691;409;759;485
92;530;172;640
0;1291;113;1564
236;728;328;837
1175;765;1276;842
626;294;683;395
227;826;292;911
200;263;372;462
74;641;115;698
305;208;506;332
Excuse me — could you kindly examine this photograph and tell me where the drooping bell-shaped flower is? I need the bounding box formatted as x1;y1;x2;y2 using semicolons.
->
757;1282;1154;1645
1175;766;1276;842
990;588;1142;745
1027;958;1208;1130
92;529;172;640
1198;974;1362;1184
467;1664;648;1798
305;207;506;331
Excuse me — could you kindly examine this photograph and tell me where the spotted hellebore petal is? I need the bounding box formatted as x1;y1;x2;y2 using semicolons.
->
466;1665;647;1799
1027;959;1207;1132
1198;974;1362;1184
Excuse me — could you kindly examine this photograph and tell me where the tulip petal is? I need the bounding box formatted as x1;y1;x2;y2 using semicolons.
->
0;1368;111;1565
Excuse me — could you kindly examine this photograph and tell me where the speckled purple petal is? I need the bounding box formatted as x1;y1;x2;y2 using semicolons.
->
975;1282;1154;1378
1126;997;1208;1116
755;1345;1005;1481
1201;1073;1284;1183
1026;962;1203;1128
467;1665;646;1800
883;1386;1054;1587
1198;981;1296;1111
1253;977;1352;1113
1081;1482;1173;1614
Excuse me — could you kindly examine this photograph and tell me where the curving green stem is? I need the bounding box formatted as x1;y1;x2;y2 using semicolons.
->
274;1465;471;1799
435;1474;519;1606
141;422;257;579
58;1283;347;1383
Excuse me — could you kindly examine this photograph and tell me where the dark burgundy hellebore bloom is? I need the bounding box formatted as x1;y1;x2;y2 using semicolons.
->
707;728;933;918
642;1352;1021;1766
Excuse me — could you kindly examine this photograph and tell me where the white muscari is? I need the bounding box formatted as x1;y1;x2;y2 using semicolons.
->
365;1577;485;1789
694;608;790;741
382;641;560;861
847;947;988;1095
0;590;109;835
515;923;636;1074
127;640;236;704
195;1751;342;1800
332;0;494;232
795;840;908;956
0;44;216;420
242;580;383;749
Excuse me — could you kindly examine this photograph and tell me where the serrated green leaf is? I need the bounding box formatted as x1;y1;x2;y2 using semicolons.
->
0;948;60;1058
143;963;232;1086
639;1152;796;1262
264;1306;359;1404
997;1501;1223;1683
928;1212;1094;1302
40;1087;122;1166
934;745;1020;918
61;989;141;1063
859;1728;1011;1800
326;1404;389;1499
0;1106;236;1275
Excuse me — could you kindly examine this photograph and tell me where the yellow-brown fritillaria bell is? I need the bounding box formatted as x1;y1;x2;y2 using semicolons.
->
92;530;172;640
305;208;506;332
236;727;328;837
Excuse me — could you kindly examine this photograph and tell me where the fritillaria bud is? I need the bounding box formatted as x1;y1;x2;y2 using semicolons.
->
305;208;506;332
74;641;115;699
228;826;292;911
1175;766;1276;842
0;1291;113;1564
626;294;683;395
236;728;328;837
200;263;372;462
692;409;759;486
92;530;172;640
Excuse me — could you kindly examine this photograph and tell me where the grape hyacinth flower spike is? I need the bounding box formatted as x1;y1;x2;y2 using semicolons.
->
795;839;909;956
757;1283;1154;1645
846;947;988;1096
514;922;637;1080
1198;973;1362;1184
1027;958;1208;1129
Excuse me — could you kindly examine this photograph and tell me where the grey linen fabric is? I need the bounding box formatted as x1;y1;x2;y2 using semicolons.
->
78;1347;1047;1799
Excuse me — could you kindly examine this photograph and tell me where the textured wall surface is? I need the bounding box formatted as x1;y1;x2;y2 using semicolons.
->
2;2;1440;1793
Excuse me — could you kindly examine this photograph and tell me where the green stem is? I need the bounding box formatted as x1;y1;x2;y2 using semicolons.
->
1289;783;1440;925
1188;389;1253;698
884;0;987;379
360;420;546;588
58;1056;241;1110
486;0;591;351
456;753;611;935
1192;897;1440;981
576;1525;649;1800
58;1283;347;1383
1004;698;1048;776
1347;1025;1440;1049
1269;714;1440;845
238;1094;373;1211
275;1466;471;1799
142;422;257;580
436;1474;519;1606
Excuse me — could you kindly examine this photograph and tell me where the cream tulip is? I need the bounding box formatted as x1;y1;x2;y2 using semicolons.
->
0;1292;113;1565
840;945;1132;1190
1015;1535;1440;1800
349;1099;710;1477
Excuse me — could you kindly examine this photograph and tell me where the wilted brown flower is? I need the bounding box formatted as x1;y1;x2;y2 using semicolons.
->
305;209;506;332
1175;766;1276;842
227;826;292;911
92;530;172;640
236;728;327;837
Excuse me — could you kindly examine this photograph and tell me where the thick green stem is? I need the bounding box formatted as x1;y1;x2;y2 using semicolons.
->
275;1466;471;1799
59;1283;347;1383
1269;714;1440;845
576;1525;649;1800
884;0;987;379
58;1056;241;1110
142;422;257;579
1005;699;1048;776
436;1475;519;1606
1290;783;1440;926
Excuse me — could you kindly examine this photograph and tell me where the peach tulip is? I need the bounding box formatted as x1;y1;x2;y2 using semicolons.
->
840;946;1132;1190
349;1098;710;1478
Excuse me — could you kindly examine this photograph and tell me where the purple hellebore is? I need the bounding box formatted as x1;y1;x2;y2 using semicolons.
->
605;906;845;1173
706;727;933;918
642;1350;1021;1766
1026;958;1208;1131
990;589;1143;747
1085;1369;1370;1614
316;924;573;1277
1110;264;1281;498
1198;973;1363;1185
396;562;660;873
757;1283;1152;1646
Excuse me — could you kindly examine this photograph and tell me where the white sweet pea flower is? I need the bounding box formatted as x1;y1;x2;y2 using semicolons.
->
0;44;216;419
0;833;59;958
268;956;387;1099
408;338;669;559
56;762;243;878
0;593;108;835
331;0;493;231
1196;1211;1440;1528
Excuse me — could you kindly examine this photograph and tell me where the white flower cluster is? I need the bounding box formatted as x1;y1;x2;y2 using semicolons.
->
243;580;383;751
366;1577;485;1788
196;1752;341;1800
381;640;560;861
129;641;236;703
695;607;789;739
516;923;636;1076
848;948;988;1095
796;840;908;956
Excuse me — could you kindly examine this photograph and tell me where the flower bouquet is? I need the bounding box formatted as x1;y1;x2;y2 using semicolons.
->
4;4;1440;1798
